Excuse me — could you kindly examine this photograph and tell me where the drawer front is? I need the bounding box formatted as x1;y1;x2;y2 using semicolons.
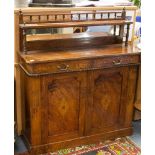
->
30;60;92;74
93;55;140;69
22;55;140;75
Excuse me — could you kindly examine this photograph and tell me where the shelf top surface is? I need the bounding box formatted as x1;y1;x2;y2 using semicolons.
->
27;32;111;41
20;20;130;29
14;6;137;14
20;43;141;64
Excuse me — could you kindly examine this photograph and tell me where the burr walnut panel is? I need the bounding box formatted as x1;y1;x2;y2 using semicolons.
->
92;71;122;128
85;67;129;135
41;72;86;143
47;78;80;137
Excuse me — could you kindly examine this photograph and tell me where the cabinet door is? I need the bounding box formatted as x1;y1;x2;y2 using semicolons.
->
41;72;86;143
85;67;129;135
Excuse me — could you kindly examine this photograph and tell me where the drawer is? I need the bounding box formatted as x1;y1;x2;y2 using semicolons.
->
26;60;92;74
21;55;140;75
93;55;140;69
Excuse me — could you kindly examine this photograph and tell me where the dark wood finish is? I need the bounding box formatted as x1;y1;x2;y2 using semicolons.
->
14;5;137;137
26;32;116;41
26;33;122;51
19;45;140;154
18;9;133;53
19;44;140;63
125;23;130;45
19;44;140;77
133;66;141;120
41;72;86;144
20;20;132;29
85;67;129;135
17;8;140;155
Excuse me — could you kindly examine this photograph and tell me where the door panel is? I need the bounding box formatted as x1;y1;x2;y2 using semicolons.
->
85;67;128;135
92;72;122;128
42;72;86;143
48;77;80;136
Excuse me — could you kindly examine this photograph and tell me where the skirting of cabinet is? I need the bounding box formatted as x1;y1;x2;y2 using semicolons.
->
22;127;133;155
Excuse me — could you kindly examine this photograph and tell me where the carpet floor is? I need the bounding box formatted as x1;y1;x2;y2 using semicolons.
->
15;137;140;155
15;121;141;155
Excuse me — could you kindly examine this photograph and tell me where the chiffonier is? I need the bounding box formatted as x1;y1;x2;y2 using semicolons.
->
16;7;140;154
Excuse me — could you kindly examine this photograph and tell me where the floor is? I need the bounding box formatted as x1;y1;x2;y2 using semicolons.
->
129;120;141;147
14;120;141;154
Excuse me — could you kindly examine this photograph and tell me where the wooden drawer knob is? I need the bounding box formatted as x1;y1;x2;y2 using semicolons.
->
113;60;121;65
57;64;69;71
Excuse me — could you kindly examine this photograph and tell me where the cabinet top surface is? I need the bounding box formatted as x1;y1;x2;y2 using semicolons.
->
20;43;140;64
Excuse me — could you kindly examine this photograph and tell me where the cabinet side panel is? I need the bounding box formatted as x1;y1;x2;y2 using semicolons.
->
21;68;42;145
124;66;139;127
19;68;31;143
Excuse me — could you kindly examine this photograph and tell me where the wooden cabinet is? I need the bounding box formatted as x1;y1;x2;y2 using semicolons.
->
20;59;140;154
16;8;140;154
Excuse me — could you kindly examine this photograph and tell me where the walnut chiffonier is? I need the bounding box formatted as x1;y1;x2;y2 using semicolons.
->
16;7;140;154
